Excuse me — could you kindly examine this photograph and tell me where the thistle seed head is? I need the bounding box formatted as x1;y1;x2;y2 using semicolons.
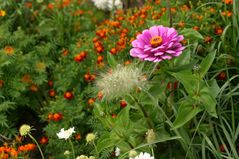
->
95;65;145;101
19;124;31;136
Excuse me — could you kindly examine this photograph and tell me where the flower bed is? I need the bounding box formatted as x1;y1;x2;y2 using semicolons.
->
0;0;238;158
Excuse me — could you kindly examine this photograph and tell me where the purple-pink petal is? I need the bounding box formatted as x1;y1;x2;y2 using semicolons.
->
130;25;185;63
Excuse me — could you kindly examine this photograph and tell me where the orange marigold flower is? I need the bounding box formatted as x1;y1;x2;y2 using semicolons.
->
47;3;54;10
181;5;190;12
204;36;213;44
209;7;216;13
0;10;6;17
154;0;161;4
25;2;32;8
18;143;36;152
30;84;38;92
0;79;4;88
62;48;69;56
222;10;232;17
74;10;84;16
10;148;18;157
87;98;95;105
192;26;200;31
215;27;224;35
21;74;32;83
4;46;14;55
178;21;185;28
62;0;71;7
39;136;49;145
223;0;232;4
75;133;81;140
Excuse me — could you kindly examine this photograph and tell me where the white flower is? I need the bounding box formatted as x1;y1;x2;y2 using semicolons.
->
76;155;88;159
130;152;154;159
91;0;108;10
57;127;75;140
37;0;44;3
91;0;122;11
107;0;123;10
64;150;71;155
115;147;120;156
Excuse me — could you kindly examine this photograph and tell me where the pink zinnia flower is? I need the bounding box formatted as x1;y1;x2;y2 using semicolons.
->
130;25;185;62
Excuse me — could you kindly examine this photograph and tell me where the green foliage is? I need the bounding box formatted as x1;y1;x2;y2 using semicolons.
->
0;0;238;159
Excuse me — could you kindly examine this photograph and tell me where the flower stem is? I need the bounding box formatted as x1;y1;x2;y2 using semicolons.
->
148;63;159;80
166;0;173;27
28;134;45;159
150;146;155;157
93;141;100;159
129;95;154;129
69;139;75;159
142;89;191;153
111;0;116;19
104;114;134;149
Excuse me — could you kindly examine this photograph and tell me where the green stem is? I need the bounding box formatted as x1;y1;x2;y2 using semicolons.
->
28;134;45;159
150;146;155;157
148;63;159;80
69;139;75;159
185;111;206;159
105;115;134;149
93;141;100;159
111;0;116;19
142;89;195;158
166;0;173;27
130;95;154;129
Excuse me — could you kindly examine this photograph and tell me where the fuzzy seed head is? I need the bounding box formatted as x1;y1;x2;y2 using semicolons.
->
86;133;96;143
96;65;145;101
19;124;31;136
129;150;138;158
64;150;70;155
146;129;156;144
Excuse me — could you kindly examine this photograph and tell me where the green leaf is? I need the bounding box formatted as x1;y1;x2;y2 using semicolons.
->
208;79;220;98
120;136;180;159
173;102;202;129
146;12;169;27
97;133;115;153
146;19;161;27
199;85;217;118
180;28;204;40
147;81;167;104
199;50;216;78
115;106;130;130
169;70;197;95
174;49;191;66
107;52;117;68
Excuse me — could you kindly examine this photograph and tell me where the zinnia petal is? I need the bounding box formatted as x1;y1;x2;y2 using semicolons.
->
130;25;185;63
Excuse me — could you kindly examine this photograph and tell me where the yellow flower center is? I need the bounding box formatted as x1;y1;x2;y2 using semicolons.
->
150;36;163;48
